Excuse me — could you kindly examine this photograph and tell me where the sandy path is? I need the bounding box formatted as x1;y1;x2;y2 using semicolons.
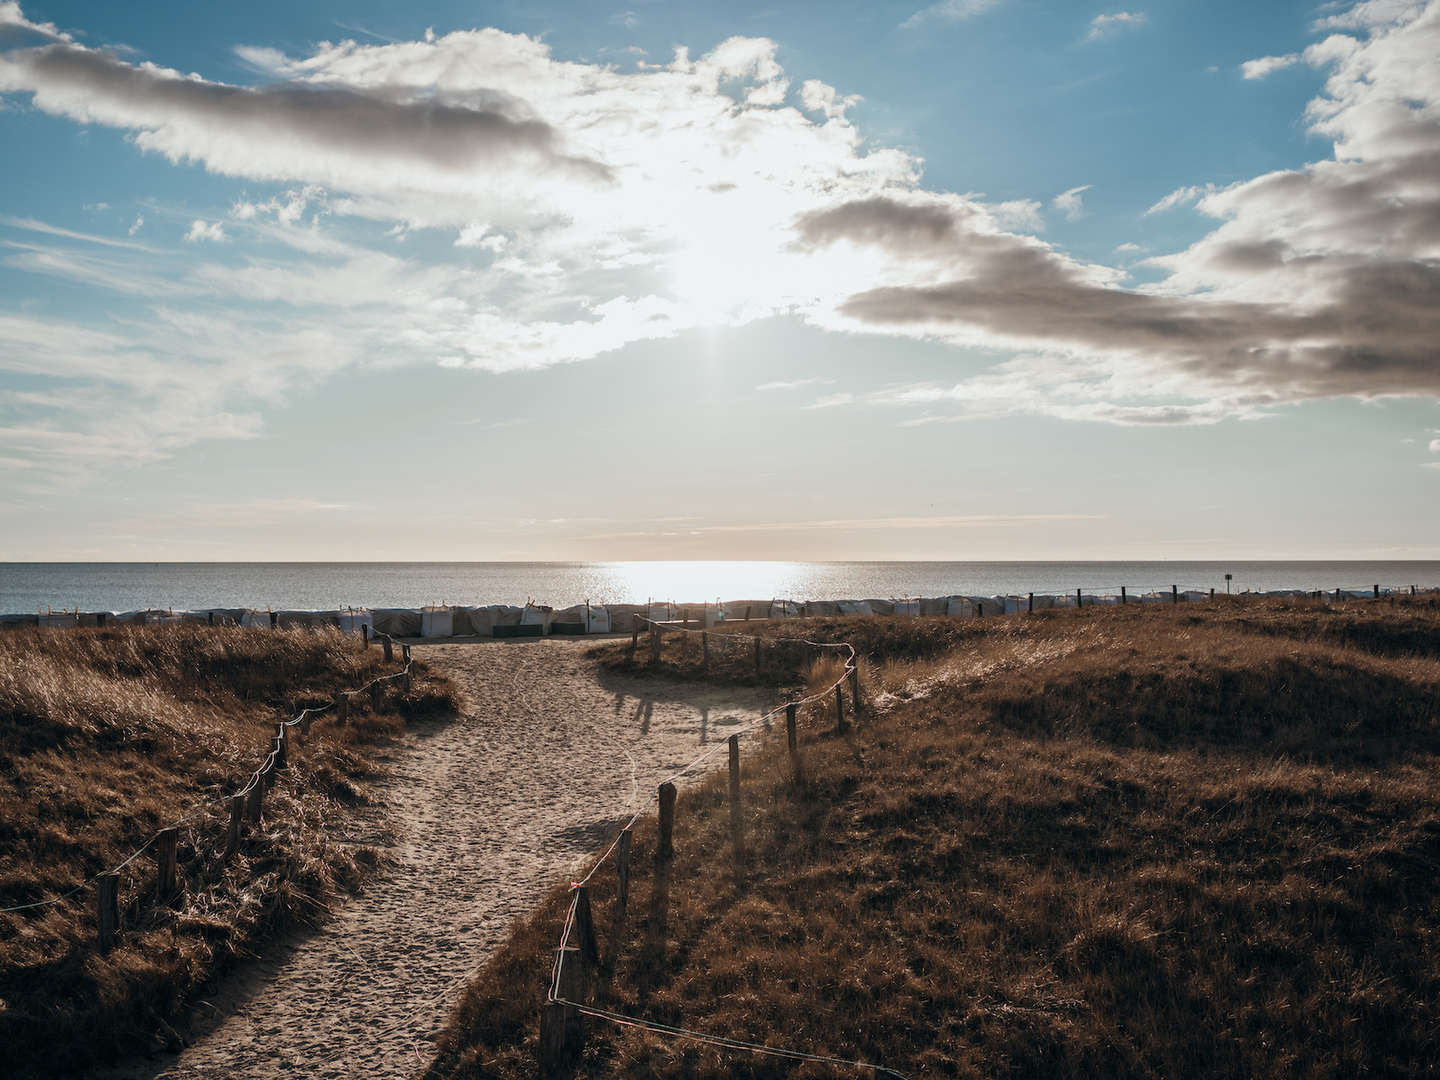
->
106;638;774;1080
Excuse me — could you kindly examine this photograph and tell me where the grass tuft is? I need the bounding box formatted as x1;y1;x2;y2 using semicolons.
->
0;624;461;1076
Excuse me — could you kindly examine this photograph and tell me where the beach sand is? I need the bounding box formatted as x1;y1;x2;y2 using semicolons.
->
99;637;775;1079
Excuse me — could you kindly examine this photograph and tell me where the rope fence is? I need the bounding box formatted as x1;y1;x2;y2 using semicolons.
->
0;629;417;955
540;616;911;1077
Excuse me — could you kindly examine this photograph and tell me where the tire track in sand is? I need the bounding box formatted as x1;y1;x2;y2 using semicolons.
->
106;638;775;1080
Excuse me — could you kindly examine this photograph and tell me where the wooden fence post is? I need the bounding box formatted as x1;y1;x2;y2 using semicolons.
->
573;885;600;973
1374;584;1380;599
702;631;710;671
361;624;370;648
1120;585;1127;605
226;793;244;857
403;669;412;695
754;635;761;676
208;611;215;626
834;683;846;734
539;946;585;1075
657;781;677;863
155;827;179;902
246;779;263;824
402;643;411;663
1210;587;1215;599
1171;585;1179;604
1076;588;1083;609
274;726;287;769
744;605;752;622
269;611;278;629
383;636;393;663
728;735;743;863
1028;592;1034;614
650;624;661;663
615;828;632;924
785;702;798;753
630;619;640;657
97;872;120;952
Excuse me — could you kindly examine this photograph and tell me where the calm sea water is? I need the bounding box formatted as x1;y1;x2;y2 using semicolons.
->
3;561;1438;613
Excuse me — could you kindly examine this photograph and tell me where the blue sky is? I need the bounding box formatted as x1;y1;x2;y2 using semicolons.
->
1;0;1437;560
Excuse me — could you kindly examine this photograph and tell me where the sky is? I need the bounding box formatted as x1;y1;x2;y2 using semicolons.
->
0;0;1437;561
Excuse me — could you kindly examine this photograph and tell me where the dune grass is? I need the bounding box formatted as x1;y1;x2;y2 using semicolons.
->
0;624;461;1076
428;598;1440;1078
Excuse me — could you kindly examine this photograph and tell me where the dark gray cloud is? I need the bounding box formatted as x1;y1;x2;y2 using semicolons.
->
0;42;612;185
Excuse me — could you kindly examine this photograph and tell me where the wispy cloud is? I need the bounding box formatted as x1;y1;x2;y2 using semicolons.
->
1241;53;1301;79
755;377;835;392
184;220;226;243
900;0;1004;30
1052;184;1091;220
1085;11;1148;40
1144;183;1214;214
0;213;158;251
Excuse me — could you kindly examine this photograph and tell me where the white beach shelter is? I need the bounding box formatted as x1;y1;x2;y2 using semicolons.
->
584;605;611;634
421;606;454;638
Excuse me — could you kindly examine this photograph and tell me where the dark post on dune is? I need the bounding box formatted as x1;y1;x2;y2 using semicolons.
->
657;781;677;862
786;702;798;752
728;735;743;863
225;793;244;857
835;683;846;733
539;945;584;1074
155;827;179;902
96;872;120;952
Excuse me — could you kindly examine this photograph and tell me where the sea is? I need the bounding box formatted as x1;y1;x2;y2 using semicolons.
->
3;561;1439;614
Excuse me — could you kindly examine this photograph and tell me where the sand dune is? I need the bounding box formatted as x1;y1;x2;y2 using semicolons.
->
102;638;774;1080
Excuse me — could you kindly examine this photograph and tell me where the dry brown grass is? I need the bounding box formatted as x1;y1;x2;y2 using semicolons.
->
429;598;1440;1079
0;624;461;1076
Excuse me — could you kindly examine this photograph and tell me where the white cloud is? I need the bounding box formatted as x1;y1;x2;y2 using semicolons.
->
1241;53;1301;79
901;0;1004;28
1430;438;1440;452
987;199;1044;231
127;214;143;236
184;219;226;243
1144;183;1214;214
1052;184;1091;220
1085;11;1148;40
1115;241;1143;253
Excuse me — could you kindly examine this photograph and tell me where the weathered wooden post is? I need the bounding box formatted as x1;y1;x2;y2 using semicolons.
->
702;630;710;671
977;601;984;617
370;680;381;711
226;793;244;857
403;669;412;695
246;778;263;823
744;605;752;622
1210;587;1215;599
785;702;798;753
754;635;762;676
274;726;287;770
1374;584;1380;599
650;623;661;663
383;636;393;663
573;885;600;972
539;946;585;1074
1076;588;1083;609
834;683;846;733
207;611;215;626
269;611;278;629
728;735;743;863
97;872;120;952
1120;585;1127;605
630;618;640;657
361;623;370;648
615;828;632;924
155;827;179;902
1028;592;1034;614
1171;584;1179;604
96;611;107;627
657;781;677;862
